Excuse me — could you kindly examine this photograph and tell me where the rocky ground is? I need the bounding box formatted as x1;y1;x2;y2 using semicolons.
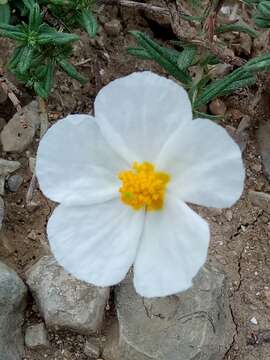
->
1;2;270;360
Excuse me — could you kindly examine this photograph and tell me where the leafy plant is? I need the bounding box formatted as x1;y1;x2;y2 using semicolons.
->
129;31;270;116
253;0;270;28
0;0;97;98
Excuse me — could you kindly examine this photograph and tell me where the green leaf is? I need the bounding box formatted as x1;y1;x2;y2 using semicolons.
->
0;3;10;24
18;45;34;73
130;31;192;85
128;47;152;60
78;9;98;37
22;0;35;11
257;1;270;17
34;81;48;99
37;31;80;45
29;3;42;32
56;57;86;83
8;46;24;70
216;22;258;38
44;63;54;94
177;47;197;70
254;15;270;27
0;23;27;41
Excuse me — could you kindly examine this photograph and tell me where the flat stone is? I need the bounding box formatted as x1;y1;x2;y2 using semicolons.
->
0;158;20;176
0;261;27;360
0;196;4;230
84;338;100;358
104;19;122;36
7;174;23;192
249;191;270;214
115;266;235;360
25;323;49;350
26;256;110;335
256;121;270;180
1;100;40;153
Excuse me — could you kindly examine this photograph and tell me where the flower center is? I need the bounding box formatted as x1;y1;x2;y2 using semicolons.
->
118;162;170;211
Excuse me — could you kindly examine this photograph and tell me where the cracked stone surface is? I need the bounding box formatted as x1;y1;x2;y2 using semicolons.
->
26;255;110;335
115;266;235;360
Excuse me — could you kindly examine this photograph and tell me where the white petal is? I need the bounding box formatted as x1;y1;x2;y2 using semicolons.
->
36;114;128;205
47;199;145;286
94;71;192;163
134;196;209;298
157;118;245;208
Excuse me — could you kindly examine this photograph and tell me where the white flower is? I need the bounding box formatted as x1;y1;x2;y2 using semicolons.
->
36;71;244;298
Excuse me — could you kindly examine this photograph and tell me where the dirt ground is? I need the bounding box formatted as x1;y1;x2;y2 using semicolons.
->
1;3;270;360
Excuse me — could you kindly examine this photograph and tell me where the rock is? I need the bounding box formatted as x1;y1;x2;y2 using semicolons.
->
0;87;7;104
26;256;110;335
7;174;23;192
1;100;40;153
256;121;270;180
115;266;235;360
249;191;270;214
0;158;20;176
235;115;250;152
0;261;27;360
0;117;6;132
84;338;100;358
29;156;36;173
0;176;4;195
209;99;227;116
0;196;4;230
102;321;119;360
104;19;122;36
25;323;49;350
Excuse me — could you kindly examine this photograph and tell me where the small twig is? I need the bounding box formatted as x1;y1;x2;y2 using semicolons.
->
26;97;49;207
99;0;169;15
0;77;22;112
75;57;92;66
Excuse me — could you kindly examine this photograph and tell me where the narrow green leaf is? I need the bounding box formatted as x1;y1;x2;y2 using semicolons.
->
128;47;152;60
56;57;86;83
29;3;42;32
217;75;257;96
22;0;35;11
130;31;192;85
216;22;258;38
177;47;197;70
0;23;27;41
0;3;10;24
34;82;48;99
18;45;34;73
78;9;98;37
8;46;24;70
37;31;80;45
44;63;54;94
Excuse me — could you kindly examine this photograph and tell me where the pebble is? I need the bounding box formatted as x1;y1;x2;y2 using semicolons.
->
250;317;258;325
209;99;227;116
29;157;36;174
7;174;23;192
84;338;100;358
248;191;270;214
0;159;20;176
0;117;6;132
26;256;110;335
0;176;5;196
25;323;50;350
104;19;122;36
1;100;41;153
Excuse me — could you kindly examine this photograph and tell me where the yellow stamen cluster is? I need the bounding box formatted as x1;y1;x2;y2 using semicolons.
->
118;162;170;211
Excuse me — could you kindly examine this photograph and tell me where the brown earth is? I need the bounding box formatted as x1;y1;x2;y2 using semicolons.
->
1;3;270;360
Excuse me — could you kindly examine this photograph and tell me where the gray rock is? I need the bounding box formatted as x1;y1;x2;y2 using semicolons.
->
0;196;4;230
115;266;235;360
25;322;49;350
256;121;270;180
249;191;270;214
26;256;110;335
0;261;27;360
0;158;20;176
0;117;6;132
84;338;100;358
1;100;40;153
102;321;120;360
0;87;7;104
104;19;122;36
7;174;23;192
0;176;4;196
